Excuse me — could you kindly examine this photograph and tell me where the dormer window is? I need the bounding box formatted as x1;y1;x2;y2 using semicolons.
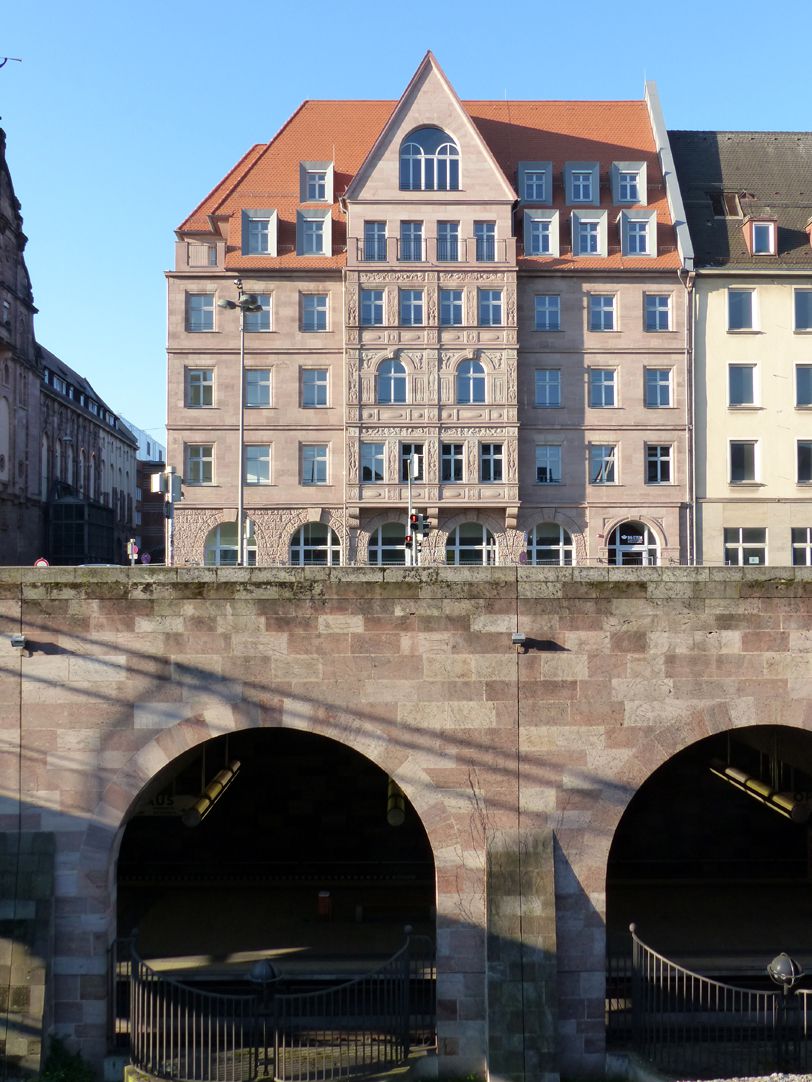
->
745;218;777;256
299;161;334;203
565;163;600;206
242;209;278;256
710;191;742;218
611;162;647;206
518;162;553;204
400;128;460;191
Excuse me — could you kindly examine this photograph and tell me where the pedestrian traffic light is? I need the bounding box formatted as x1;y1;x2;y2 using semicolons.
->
409;511;424;533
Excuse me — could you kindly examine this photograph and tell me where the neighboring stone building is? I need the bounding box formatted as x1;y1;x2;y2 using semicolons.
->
168;53;692;568
0;128;41;564
670;131;812;566
120;418;167;563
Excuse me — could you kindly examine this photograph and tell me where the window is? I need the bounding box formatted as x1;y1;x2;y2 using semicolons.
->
590;444;617;484
245;369;271;408
361;442;385;483
751;221;775;255
437;221;459;262
792;527;812;566
535;369;561;407
399;290;424;326
478;289;502;326
187;242;217;267
186;444;213;484
535;294;560;331
525;214;552;255
480;443;503;483
724;527;766;566
608;522;658;566
589;294;616;331
446;523;496;566
368;523;406;566
400;443;423;482
474;221;495;262
570;170;593;202
524;170;547;201
301;444;328;485
574;218;599;255
618;171;640;203
399;221;423;262
245;445;271;485
646;444;672;484
440;289;463;326
204;521;257;566
244;294;271;332
299;213;327;255
361;289;385;326
363;221;387;262
622;215;653;256
711;192;742;218
290;523;340;566
611;164;648;206
730;440;757;483
301;294;328;331
378;360;407;404
441;443;464;482
400;128;460;191
645;294;671;332
645;368;672;408
186;293;214;332
187;368;213;408
728;364;756;407
797;366;812;407
728;289;756;331
243;211;275;255
535;445;562;484
589;369;616;408
305;170;327;201
527;523;574;566
795;290;812;331
457;360;485;404
798;441;812;483
302;368;328;407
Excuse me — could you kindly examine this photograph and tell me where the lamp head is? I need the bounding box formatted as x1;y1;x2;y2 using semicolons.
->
768;952;804;990
217;298;237;310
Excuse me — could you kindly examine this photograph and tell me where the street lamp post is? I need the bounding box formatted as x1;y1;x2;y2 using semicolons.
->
218;280;262;566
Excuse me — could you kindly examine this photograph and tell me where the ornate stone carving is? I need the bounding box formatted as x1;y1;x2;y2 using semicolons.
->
347;438;358;483
506;350;517;403
346;287;358;326
347;355;359;403
507;439;517;481
426;439;438;481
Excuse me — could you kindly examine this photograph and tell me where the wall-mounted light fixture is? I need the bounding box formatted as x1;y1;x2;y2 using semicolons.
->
182;760;241;827
710;760;810;824
386;778;406;827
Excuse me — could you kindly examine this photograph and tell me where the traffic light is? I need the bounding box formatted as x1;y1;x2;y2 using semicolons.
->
409;511;424;534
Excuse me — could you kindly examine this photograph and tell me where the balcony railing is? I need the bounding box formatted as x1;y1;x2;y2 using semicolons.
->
350;236;515;265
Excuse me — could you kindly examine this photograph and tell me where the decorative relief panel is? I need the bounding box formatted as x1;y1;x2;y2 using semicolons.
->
346;287;358;326
507;439;517;482
346;437;358;483
347;355;359;403
426;439;438;481
506;350;518;404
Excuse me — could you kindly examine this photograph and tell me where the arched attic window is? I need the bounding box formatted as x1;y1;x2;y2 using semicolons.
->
400;128;460;191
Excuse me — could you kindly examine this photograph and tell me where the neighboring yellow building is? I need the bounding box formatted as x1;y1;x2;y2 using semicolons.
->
671;132;812;565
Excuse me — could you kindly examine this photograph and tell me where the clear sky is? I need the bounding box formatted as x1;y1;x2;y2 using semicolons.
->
2;0;809;448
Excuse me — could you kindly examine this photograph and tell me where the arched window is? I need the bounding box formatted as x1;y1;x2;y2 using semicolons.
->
377;360;407;405
290;523;341;566
446;523;496;566
368;523;407;566
204;520;257;566
526;523;574;566
400;127;460;191
456;360;486;404
607;520;659;566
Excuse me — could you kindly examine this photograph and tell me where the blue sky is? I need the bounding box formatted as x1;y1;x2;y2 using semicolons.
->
2;0;809;447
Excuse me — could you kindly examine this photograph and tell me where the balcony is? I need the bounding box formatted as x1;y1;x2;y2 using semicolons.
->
348;235;516;267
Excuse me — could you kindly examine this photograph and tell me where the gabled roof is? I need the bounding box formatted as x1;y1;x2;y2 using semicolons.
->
669;130;812;268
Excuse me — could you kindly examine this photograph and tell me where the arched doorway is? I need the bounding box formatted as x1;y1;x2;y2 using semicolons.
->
607;520;658;565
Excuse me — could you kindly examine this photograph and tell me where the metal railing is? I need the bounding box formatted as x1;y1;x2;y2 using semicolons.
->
126;933;435;1082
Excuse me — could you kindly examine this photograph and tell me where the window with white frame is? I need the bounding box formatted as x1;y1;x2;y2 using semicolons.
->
724;527;766;566
645;293;671;331
535;369;561;407
244;294;271;332
610;163;647;205
535;294;561;331
368;523;407;566
204;521;257;566
301;368;328;407
646;444;672;484
728;364;756;407
242;210;276;255
478;289;502;326
299;162;333;203
363;221;386;261
361;289;385;326
572;211;608;256
445;523;496;565
795;290;812;331
730;440;757;483
589;369;616;408
186;368;213;408
751;220;775;255
301;294;328;331
245;445;271;485
440;289;463;326
399;128;460;191
186;444;213;484
792;527;812;566
474;221;496;262
608;522;658;566
524;210;558;256
480;443;503;482
400;221;424;262
590;444;617;484
797;366;812;407
527;523;574;566
728;289;756;331
589;294;616;331
186;293;214;332
377;360;407;404
297;210;330;256
441;442;464;482
456;360;486;404
361;442;385;483
290;523;340;566
535;445;562;484
437;221;459;262
399;290;424;326
568;167;596;203
641;367;671;408
520;163;552;203
245;368;272;408
400;443;423;482
618;170;641;203
798;441;812;483
621;212;656;256
301;444;328;485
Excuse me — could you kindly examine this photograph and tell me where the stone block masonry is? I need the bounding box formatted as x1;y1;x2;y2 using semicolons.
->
0;566;811;1079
